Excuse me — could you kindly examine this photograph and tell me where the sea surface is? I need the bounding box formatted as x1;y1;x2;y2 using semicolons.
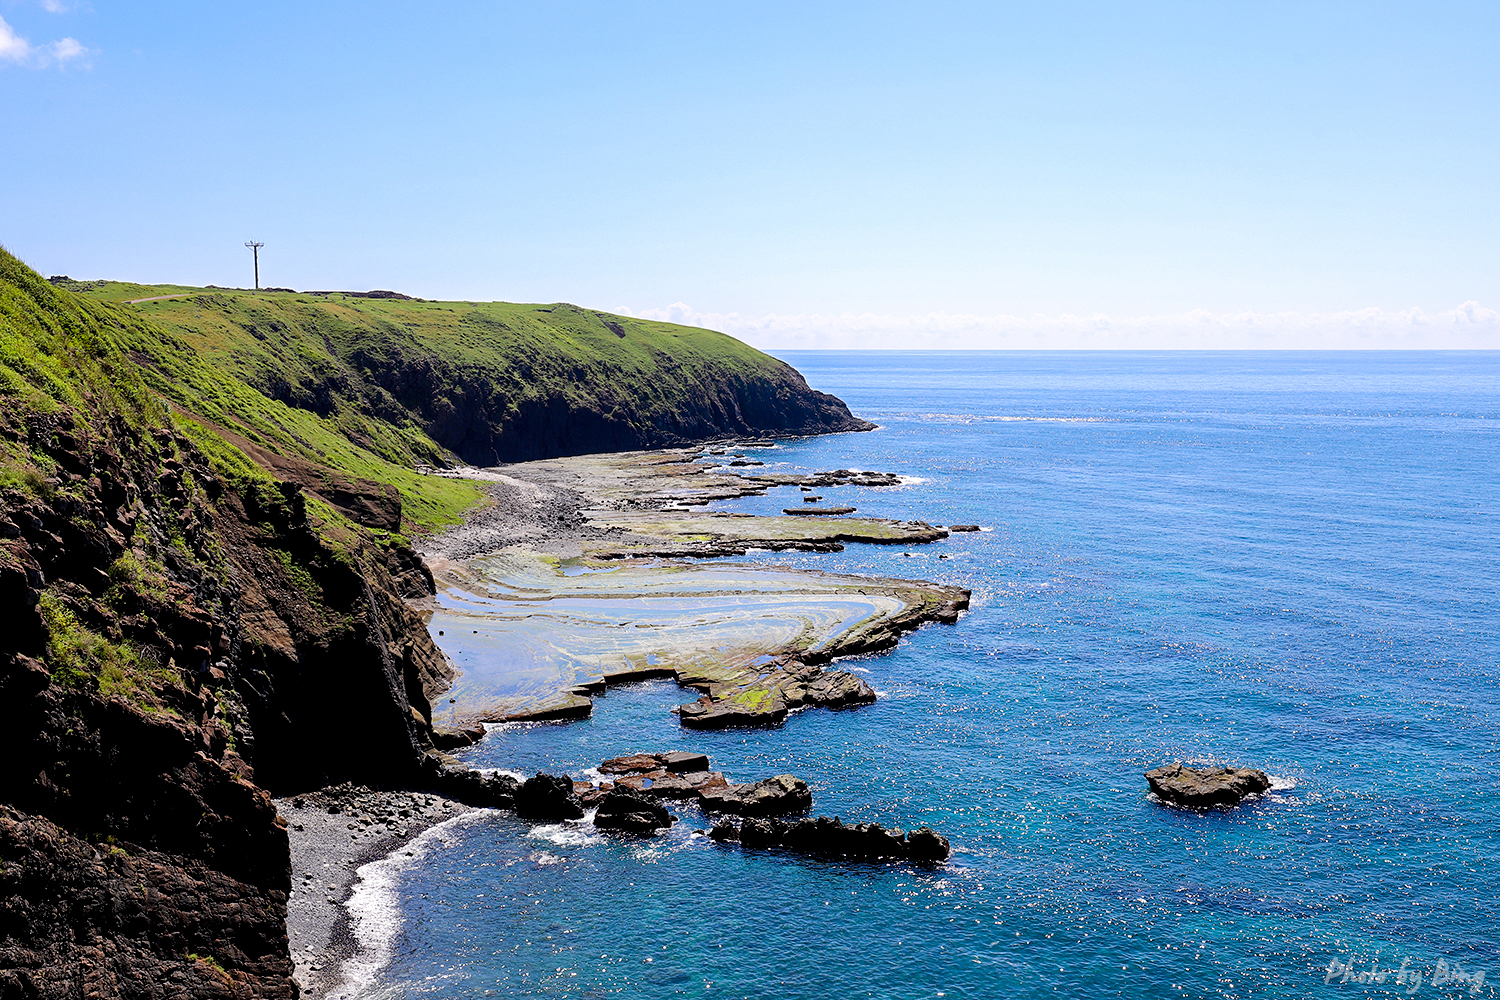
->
343;352;1500;999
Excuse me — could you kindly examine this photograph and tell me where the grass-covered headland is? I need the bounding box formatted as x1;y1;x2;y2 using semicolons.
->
0;247;869;998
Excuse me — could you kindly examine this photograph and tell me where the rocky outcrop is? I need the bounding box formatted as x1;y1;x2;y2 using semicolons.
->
421;753;520;808
592;791;673;834
699;775;812;817
1145;764;1271;808
514;772;585;821
716;815;951;862
677;663;878;730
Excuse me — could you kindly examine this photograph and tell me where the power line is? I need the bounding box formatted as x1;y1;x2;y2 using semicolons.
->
244;241;264;290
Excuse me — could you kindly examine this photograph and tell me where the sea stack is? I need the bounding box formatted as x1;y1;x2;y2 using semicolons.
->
1144;763;1271;808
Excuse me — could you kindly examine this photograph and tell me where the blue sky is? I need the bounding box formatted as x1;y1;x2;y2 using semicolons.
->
2;2;1497;347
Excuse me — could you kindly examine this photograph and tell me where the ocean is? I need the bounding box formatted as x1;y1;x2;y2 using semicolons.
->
341;351;1500;999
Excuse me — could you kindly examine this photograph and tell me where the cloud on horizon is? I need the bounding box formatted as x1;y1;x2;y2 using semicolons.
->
615;302;1500;351
0;15;88;67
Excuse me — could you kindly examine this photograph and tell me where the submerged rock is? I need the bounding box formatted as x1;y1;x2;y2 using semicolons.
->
514;772;585;820
592;790;673;834
1145;763;1271;808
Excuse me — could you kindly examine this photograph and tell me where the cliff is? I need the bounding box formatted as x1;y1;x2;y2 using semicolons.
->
0;250;873;996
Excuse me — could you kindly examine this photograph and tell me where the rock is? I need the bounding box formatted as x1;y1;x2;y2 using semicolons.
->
661;750;711;772
499;693;593;723
599;750;711;774
948;524;980;532
782;506;857;516
592;790;673;834
514;772;585;820
599;753;668;775
420;753;520;808
430;724;485;751
779;665;876;710
906;827;951;862
700;774;811;817
709;819;740;843
1144;763;1271;808
736;816;951;861
617;769;730;800
679;688;789;730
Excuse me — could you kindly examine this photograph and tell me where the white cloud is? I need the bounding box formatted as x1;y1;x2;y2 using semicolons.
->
49;36;83;61
0;15;89;66
0;17;32;61
614;301;1500;351
41;0;69;13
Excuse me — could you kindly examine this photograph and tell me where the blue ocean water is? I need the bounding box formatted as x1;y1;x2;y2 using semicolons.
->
357;352;1500;999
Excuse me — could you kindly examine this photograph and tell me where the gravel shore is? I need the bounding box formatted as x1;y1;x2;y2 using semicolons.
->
276;784;477;998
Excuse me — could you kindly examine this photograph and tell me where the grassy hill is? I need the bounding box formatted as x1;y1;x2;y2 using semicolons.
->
67;277;869;467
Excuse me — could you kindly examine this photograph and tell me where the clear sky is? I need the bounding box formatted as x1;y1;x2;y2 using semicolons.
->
2;2;1496;348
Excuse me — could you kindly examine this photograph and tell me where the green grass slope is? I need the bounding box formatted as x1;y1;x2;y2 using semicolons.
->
67;279;872;466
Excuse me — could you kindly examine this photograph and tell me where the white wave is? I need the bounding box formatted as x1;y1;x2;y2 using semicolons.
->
898;476;929;485
527;817;601;848
1269;774;1298;791
326;809;496;1000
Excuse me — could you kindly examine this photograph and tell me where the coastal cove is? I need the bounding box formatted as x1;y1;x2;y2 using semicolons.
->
316;352;1500;999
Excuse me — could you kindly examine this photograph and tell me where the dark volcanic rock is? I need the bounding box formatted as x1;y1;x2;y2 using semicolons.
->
592;790;673;834
948;524;981;532
736;815;951;861
782;506;857;516
709;819;740;842
431;724;486;751
700;774;812;817
421;754;520;808
1145;763;1271;808
514;772;585;820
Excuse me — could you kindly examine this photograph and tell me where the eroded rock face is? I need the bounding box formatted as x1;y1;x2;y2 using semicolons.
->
514;772;585;821
1145;764;1271;808
592;791;673;834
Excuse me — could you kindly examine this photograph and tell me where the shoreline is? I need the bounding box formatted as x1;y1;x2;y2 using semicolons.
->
283;444;969;998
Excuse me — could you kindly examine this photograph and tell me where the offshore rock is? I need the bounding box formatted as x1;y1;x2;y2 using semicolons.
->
699;774;812;817
615;769;730;800
1145;763;1271;808
734;816;951;861
592;790;673;834
420;753;520;808
514;772;585;821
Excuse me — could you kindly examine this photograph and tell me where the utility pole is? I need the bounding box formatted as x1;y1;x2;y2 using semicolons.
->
244;241;264;290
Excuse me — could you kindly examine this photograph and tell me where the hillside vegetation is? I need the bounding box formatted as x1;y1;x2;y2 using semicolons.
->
0;250;870;995
66;278;871;472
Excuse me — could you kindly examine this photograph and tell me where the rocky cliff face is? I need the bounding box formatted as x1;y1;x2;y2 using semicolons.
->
0;255;450;997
